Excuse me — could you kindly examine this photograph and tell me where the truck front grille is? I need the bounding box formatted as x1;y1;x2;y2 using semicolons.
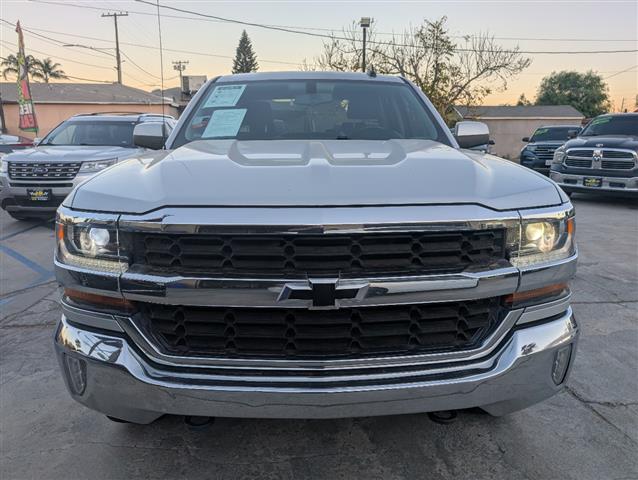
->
565;149;636;170
532;144;559;163
131;229;507;276
8;162;81;181
136;298;503;359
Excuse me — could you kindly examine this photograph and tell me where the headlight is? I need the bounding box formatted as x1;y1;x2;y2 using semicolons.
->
79;158;118;173
0;158;7;173
56;209;128;273
552;146;566;165
512;208;576;267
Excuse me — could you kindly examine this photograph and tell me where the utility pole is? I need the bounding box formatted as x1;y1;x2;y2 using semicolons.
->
102;11;128;84
360;17;371;72
172;60;189;93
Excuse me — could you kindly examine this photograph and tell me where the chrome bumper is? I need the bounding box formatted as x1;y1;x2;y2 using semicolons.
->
550;171;638;193
55;303;578;423
0;173;91;213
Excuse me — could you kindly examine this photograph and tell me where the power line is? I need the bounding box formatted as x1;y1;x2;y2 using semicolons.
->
135;0;638;55
604;64;638;80
66;75;113;83
27;0;638;42
1;20;302;66
0;19;177;82
0;37;114;71
0;41;115;83
121;50;161;79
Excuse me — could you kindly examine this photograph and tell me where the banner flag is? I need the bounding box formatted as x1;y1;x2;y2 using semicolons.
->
15;21;38;133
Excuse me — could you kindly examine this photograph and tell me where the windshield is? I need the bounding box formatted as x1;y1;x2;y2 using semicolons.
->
173;79;447;147
42;120;137;147
580;115;638;137
530;127;577;142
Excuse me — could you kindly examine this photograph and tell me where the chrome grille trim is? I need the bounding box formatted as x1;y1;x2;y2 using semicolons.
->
8;161;81;180
564;148;637;170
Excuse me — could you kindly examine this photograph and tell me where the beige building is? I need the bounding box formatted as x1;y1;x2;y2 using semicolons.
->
453;105;584;160
0;82;179;139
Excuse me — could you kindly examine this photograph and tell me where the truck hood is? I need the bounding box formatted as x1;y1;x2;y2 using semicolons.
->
4;145;140;163
565;135;638;150
70;139;563;214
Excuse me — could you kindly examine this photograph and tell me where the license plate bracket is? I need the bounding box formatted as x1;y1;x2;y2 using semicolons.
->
26;188;52;202
583;177;602;188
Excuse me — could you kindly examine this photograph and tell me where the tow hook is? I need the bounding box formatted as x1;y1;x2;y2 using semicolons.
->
184;416;215;428
427;410;458;424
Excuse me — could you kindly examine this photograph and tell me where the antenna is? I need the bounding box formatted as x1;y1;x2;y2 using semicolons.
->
154;0;167;146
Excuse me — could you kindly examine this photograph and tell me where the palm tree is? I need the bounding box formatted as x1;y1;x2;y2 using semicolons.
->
1;54;38;80
33;58;67;83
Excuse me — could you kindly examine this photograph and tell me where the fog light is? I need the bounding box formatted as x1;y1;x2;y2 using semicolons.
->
64;355;87;395
551;345;572;385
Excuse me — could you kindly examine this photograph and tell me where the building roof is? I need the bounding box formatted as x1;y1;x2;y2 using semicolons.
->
454;105;584;119
0;82;171;105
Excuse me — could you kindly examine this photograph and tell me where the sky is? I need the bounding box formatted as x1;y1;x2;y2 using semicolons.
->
1;0;636;110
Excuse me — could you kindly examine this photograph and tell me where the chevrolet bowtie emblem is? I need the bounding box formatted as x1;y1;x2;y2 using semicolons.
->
278;279;369;309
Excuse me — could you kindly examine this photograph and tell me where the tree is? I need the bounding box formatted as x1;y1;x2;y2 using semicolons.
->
309;17;530;119
1;54;38;80
232;30;258;74
516;93;532;106
32;58;67;83
535;71;610;118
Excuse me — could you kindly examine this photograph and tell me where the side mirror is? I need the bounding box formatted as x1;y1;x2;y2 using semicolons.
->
33;137;42;146
567;129;579;139
133;122;169;150
522;137;530;142
454;121;490;149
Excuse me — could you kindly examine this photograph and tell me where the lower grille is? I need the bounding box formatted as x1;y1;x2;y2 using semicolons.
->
8;162;81;180
12;196;65;207
136;298;504;359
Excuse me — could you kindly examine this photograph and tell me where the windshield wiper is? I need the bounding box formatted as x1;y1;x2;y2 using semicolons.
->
336;135;350;140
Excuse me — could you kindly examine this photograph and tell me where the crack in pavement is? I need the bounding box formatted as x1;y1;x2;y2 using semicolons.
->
0;321;57;329
566;386;638;446
1;300;60;325
0;280;57;301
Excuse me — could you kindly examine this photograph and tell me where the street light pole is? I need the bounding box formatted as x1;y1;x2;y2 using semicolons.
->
101;11;128;84
360;17;371;72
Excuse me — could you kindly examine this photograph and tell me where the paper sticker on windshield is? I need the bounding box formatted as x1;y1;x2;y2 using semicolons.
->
204;84;246;107
590;117;611;126
203;108;247;138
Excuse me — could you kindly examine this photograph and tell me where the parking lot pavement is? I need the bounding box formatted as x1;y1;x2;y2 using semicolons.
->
1;195;637;480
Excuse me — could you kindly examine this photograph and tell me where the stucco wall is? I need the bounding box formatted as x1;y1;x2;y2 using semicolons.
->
481;118;583;161
1;103;179;139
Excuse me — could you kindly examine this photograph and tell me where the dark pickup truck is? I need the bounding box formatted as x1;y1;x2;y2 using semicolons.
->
519;125;580;175
550;113;638;196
